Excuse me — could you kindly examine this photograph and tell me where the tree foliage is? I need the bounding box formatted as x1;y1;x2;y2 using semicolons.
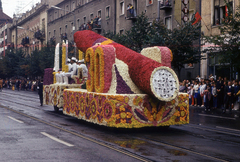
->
0;45;55;79
104;12;202;76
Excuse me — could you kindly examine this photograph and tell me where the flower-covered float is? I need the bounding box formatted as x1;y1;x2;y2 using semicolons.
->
43;41;85;111
43;30;189;128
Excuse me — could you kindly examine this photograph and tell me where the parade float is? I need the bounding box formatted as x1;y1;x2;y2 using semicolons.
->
43;30;189;128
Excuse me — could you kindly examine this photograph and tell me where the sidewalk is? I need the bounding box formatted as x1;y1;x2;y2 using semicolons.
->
190;105;240;119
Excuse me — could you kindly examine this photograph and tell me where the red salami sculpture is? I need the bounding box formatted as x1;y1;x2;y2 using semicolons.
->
74;30;179;102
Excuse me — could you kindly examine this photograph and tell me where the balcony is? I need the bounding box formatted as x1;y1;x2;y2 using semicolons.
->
160;0;172;10
126;9;137;20
34;30;45;41
61;33;68;40
50;36;56;46
92;23;101;31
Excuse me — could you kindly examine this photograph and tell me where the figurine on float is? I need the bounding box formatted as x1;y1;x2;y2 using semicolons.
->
55;58;71;84
77;59;88;78
62;57;78;84
42;40;87;111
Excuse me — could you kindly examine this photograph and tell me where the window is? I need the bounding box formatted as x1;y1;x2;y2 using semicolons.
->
147;0;153;6
54;30;56;36
106;6;110;19
84;16;86;23
77;19;80;29
98;10;101;18
72;2;75;11
42;19;45;32
90;13;94;20
120;29;124;35
71;22;74;32
120;2;124;15
66;5;69;14
60;27;62;34
213;0;233;25
165;17;172;30
65;25;68;32
55;11;58;19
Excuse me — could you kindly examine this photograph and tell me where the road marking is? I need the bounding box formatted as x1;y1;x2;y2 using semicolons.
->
198;114;236;120
216;126;240;132
41;132;74;147
7;116;24;123
1;105;157;162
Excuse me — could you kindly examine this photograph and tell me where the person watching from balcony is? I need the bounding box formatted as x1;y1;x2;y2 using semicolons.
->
98;16;101;27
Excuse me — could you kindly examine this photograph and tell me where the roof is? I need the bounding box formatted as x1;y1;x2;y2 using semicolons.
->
0;9;12;25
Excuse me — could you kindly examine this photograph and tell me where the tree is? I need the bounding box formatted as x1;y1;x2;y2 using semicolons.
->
103;13;202;77
203;4;240;76
0;44;55;79
125;12;152;52
164;23;201;76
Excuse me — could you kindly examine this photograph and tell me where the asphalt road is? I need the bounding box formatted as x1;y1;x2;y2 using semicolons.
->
0;88;240;162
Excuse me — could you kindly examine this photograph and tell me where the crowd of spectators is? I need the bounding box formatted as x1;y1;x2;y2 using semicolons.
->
0;78;40;92
180;75;240;113
78;16;101;31
1;74;240;113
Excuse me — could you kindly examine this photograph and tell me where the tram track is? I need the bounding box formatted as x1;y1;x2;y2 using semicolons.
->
0;104;154;162
0;102;232;162
1;89;240;161
1;91;240;138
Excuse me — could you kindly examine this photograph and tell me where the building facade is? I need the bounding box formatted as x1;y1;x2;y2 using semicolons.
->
201;0;240;79
47;0;201;81
47;0;115;44
10;0;63;55
0;0;13;58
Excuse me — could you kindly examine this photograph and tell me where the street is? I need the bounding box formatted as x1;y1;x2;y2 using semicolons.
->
0;89;240;162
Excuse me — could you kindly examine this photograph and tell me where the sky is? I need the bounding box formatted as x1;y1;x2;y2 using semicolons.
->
2;0;41;18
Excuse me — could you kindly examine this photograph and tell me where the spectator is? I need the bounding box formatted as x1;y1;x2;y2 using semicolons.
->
193;81;199;106
223;81;233;113
216;76;224;109
188;85;193;106
200;79;206;107
37;79;43;106
212;82;217;109
234;81;239;106
204;84;212;111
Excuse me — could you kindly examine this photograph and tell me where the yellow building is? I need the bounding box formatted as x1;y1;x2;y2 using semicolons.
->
201;0;240;79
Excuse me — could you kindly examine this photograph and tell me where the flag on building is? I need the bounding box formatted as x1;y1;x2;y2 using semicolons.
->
192;12;202;25
225;5;228;17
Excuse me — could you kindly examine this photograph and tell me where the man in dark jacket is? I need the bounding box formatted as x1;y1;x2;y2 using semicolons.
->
37;79;43;106
223;81;234;113
216;76;224;109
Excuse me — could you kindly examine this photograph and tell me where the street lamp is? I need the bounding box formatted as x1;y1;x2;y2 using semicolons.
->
17;26;34;32
51;5;76;56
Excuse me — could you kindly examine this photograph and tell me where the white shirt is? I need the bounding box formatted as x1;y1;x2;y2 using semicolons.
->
70;63;78;77
79;64;88;77
194;84;199;93
68;63;72;72
200;84;206;94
